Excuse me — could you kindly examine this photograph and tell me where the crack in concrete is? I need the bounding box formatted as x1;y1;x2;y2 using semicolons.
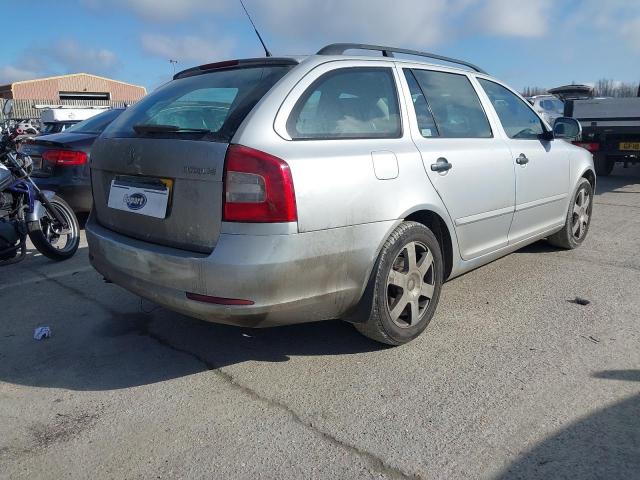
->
26;266;421;480
142;327;421;480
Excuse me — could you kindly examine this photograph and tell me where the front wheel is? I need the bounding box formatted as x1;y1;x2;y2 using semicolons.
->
28;195;80;261
354;221;443;345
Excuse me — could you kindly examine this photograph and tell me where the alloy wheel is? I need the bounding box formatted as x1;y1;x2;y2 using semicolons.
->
42;203;77;253
386;241;435;328
571;188;591;240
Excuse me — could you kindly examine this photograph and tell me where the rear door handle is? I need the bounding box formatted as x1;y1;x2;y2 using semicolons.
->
431;157;452;173
516;153;529;165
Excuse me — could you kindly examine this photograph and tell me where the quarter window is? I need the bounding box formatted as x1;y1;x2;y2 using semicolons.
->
409;69;492;139
478;79;545;139
287;68;401;139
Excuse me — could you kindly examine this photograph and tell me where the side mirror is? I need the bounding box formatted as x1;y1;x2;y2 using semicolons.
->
2;99;13;117
553;117;582;141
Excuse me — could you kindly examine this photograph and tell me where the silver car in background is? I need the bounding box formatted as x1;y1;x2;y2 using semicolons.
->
529;94;565;126
86;44;594;345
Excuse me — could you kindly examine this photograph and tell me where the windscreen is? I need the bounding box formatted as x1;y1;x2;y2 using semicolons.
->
65;109;123;134
104;65;292;142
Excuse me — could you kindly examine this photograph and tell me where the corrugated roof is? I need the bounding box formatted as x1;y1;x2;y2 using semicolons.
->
0;73;145;91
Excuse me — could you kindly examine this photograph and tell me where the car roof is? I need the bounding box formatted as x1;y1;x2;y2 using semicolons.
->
176;43;488;80
307;54;484;75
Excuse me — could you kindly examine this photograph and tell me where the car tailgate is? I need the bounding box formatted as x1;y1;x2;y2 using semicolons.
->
90;137;226;253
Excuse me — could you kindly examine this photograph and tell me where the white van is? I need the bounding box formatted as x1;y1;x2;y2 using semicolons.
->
39;106;110;134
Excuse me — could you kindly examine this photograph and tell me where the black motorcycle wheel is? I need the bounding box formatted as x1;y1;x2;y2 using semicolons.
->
27;195;80;261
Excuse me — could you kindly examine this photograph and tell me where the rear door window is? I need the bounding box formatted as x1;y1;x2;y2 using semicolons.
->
104;65;293;142
478;79;545;139
408;69;492;139
287;68;401;139
403;70;439;138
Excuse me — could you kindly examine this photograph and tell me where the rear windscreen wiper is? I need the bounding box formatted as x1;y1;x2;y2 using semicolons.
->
133;123;212;134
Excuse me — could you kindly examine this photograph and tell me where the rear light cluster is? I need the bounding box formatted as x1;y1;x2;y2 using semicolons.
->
572;142;600;152
223;145;297;223
42;150;88;166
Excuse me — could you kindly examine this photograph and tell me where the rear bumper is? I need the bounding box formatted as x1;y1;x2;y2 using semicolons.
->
33;177;92;212
86;213;395;327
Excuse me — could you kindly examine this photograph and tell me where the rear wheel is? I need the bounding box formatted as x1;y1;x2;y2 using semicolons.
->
547;178;593;249
354;221;443;345
28;195;80;261
594;156;614;176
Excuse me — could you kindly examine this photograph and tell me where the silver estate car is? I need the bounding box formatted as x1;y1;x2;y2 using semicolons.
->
87;43;594;345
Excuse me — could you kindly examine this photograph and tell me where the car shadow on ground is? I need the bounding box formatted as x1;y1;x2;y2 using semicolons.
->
494;370;640;479
0;277;386;391
103;307;386;370
592;164;640;195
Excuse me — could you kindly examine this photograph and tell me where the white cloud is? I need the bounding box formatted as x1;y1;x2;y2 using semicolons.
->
475;0;553;38
0;39;119;84
44;40;119;73
566;0;640;52
140;33;234;64
82;0;226;21
252;0;461;49
0;65;39;84
247;0;558;50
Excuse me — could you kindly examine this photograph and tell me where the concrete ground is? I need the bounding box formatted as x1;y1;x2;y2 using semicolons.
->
1;165;639;479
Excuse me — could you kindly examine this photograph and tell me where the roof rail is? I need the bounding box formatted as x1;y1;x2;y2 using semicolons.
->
317;43;487;74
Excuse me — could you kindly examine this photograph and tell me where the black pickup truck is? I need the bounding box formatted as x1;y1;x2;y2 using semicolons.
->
549;86;640;176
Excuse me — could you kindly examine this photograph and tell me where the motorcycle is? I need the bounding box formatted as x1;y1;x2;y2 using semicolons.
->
0;122;79;264
11;119;40;147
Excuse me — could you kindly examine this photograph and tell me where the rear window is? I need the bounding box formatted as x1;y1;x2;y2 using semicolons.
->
540;98;564;114
41;122;76;134
104;65;292;142
65;109;123;135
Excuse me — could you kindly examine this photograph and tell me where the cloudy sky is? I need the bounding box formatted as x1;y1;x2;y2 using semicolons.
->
1;0;638;91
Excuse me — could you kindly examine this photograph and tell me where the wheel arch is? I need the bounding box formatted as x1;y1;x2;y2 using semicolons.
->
581;168;596;192
404;209;454;281
344;207;457;324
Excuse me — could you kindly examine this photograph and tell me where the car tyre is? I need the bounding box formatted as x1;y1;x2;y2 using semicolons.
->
594;156;614;176
354;221;443;345
28;195;80;261
547;178;593;249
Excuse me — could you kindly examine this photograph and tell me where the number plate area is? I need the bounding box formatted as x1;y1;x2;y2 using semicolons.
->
619;142;640;151
107;176;172;219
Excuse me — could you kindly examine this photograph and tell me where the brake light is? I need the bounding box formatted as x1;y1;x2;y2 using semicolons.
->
223;145;297;223
572;142;600;152
42;150;88;165
199;60;239;71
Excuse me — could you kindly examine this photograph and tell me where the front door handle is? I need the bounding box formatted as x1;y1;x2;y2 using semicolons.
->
431;157;452;173
516;153;529;165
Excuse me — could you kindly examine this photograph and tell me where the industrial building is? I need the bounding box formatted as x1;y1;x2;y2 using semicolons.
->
0;73;146;101
0;73;146;119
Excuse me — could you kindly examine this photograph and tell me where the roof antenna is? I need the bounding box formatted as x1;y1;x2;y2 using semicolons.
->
239;0;272;57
